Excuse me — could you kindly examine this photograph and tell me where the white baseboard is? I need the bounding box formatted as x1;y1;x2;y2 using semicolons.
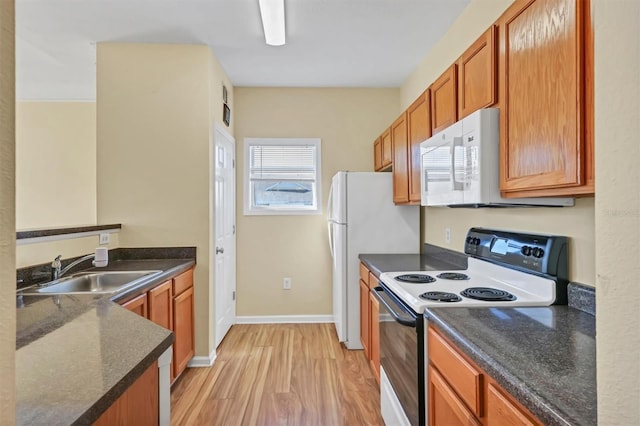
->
236;315;333;324
187;349;217;368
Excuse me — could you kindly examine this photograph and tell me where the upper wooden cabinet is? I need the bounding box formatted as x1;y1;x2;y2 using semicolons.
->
391;112;409;204
373;137;383;171
457;26;497;119
381;128;393;170
374;130;393;172
430;64;458;134
406;90;431;203
498;0;593;196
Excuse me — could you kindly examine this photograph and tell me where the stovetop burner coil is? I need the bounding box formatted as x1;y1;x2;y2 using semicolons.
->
436;272;470;280
395;274;436;284
460;287;517;302
419;291;462;302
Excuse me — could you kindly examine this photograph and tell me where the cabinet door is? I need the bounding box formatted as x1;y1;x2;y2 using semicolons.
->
173;286;194;379
374;137;383;171
381;128;393;169
94;361;159;425
407;90;431;203
122;293;148;318
148;280;173;330
487;383;536;426
430;64;458;134
391;112;409;204
458;26;497;119
428;365;481;426
369;290;380;384
359;279;370;359
499;0;586;193
428;327;482;416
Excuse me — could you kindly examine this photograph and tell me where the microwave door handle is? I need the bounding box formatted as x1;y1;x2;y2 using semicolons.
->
451;136;464;191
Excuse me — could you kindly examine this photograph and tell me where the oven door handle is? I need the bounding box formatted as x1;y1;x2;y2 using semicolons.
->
372;286;417;327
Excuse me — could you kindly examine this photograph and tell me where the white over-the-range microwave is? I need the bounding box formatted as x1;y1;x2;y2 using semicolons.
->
420;108;574;207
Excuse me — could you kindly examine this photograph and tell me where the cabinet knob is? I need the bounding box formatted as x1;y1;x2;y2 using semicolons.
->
216;247;224;254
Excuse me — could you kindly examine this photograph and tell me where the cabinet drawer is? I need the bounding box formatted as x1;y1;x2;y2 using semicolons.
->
428;327;482;416
173;268;193;296
360;263;370;283
368;271;379;290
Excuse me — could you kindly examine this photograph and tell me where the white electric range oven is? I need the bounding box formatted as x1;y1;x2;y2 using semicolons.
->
372;227;569;426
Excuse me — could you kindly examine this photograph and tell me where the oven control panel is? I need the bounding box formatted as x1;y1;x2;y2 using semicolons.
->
464;227;568;279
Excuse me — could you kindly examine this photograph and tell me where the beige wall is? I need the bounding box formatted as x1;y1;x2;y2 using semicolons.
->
594;0;640;422
0;0;15;423
16;233;119;268
400;0;595;285
401;0;514;110
96;43;232;357
234;87;399;316
423;199;594;284
16;102;96;229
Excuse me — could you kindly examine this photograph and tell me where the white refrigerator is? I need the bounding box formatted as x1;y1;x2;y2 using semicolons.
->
327;171;419;349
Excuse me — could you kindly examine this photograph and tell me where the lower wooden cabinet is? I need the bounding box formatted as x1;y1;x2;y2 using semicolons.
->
149;280;173;330
428;365;480;426
173;285;195;380
487;383;536;426
93;361;159;425
359;262;381;384
427;325;541;425
119;267;195;385
122;293;148;317
368;289;380;383
359;278;370;358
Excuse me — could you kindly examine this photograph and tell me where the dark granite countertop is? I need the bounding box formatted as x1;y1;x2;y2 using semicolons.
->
16;255;195;425
425;306;596;426
359;244;467;278
17;223;121;240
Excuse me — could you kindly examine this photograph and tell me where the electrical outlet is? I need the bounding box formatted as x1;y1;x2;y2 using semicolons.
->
283;277;292;290
445;228;451;244
99;233;110;245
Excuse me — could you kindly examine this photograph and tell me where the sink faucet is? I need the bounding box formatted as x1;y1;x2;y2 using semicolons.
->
51;248;109;281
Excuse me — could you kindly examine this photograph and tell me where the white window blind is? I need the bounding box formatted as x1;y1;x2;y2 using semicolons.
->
244;138;322;215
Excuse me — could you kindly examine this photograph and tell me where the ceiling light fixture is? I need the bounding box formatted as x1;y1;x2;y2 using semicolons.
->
258;0;286;46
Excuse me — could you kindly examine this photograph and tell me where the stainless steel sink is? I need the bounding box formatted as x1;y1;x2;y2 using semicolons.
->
21;270;162;295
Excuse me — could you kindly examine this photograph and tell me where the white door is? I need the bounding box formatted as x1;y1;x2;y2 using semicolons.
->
214;123;236;348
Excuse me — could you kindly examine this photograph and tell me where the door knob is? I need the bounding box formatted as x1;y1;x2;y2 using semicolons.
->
216;247;224;254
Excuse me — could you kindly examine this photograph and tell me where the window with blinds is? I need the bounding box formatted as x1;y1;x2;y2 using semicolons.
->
244;138;322;215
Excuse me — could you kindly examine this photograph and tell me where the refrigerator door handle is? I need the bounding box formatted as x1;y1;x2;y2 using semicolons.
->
327;181;335;258
327;182;334;222
328;221;335;258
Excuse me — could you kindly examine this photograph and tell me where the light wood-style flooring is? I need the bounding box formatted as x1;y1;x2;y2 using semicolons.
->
171;323;384;425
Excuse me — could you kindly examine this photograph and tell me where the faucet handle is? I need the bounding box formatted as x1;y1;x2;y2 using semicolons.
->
52;255;62;266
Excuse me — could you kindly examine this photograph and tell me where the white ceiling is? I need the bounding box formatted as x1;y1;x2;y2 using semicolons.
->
16;0;470;101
